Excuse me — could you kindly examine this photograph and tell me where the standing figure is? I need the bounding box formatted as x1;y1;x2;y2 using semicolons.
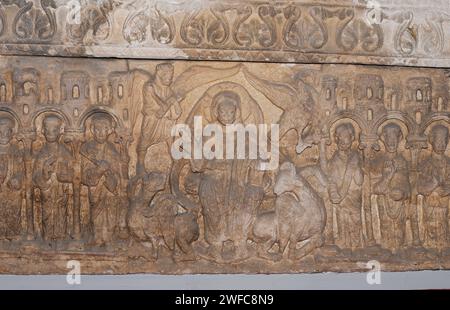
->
33;115;74;245
0;116;24;241
81;114;122;247
324;123;364;252
371;123;410;252
417;125;450;251
136;63;182;174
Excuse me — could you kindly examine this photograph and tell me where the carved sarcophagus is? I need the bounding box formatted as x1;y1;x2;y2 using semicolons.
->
0;0;450;274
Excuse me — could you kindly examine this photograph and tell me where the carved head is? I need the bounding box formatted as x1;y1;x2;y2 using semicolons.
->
430;124;449;155
334;123;355;152
274;162;299;196
214;91;240;125
42;115;63;143
90;113;114;144
381;123;403;154
0;116;15;146
155;63;174;86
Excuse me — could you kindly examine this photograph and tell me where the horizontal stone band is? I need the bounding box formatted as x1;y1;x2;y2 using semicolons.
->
1;0;450;67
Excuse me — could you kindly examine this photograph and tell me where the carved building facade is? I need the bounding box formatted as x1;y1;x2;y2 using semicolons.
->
0;0;450;274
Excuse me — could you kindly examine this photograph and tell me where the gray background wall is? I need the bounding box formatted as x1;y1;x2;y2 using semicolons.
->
0;271;449;289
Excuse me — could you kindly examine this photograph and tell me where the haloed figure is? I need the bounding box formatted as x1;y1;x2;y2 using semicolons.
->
192;91;264;260
371;123;410;252
81;114;122;247
0;116;24;241
326;123;364;252
418;125;450;251
33;115;74;246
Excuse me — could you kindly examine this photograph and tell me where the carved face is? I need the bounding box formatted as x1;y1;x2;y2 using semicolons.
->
217;99;237;125
43;116;62;143
0;118;14;146
335;124;355;152
382;124;402;154
430;125;449;155
92;118;112;144
156;64;174;86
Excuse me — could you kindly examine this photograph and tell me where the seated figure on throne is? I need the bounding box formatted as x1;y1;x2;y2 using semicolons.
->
187;85;265;261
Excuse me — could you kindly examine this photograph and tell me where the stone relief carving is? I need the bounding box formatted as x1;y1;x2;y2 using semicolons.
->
0;56;450;274
1;1;450;67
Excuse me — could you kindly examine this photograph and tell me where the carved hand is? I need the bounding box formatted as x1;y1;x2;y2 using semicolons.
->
328;183;341;204
98;160;111;174
44;156;57;179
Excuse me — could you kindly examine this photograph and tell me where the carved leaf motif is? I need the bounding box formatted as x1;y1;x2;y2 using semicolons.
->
283;6;330;50
123;10;149;44
282;5;302;49
336;9;357;51
150;8;175;44
37;0;56;40
307;6;328;49
180;10;205;46
232;6;252;47
336;9;382;52
11;0;56;40
13;0;33;39
180;8;228;46
422;12;450;56
206;8;229;45
233;5;277;48
257;5;277;48
390;11;417;55
66;0;117;44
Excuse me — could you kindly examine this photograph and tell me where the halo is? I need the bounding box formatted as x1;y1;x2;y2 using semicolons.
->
0;110;19;133
376;119;409;139
211;90;242;121
187;81;264;126
423;120;450;136
329;117;361;143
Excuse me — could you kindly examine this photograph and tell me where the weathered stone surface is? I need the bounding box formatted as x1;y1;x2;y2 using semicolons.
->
0;55;449;274
1;0;450;67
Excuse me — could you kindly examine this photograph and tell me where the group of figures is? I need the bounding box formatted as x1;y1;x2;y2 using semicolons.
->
1;58;450;267
0;112;128;248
